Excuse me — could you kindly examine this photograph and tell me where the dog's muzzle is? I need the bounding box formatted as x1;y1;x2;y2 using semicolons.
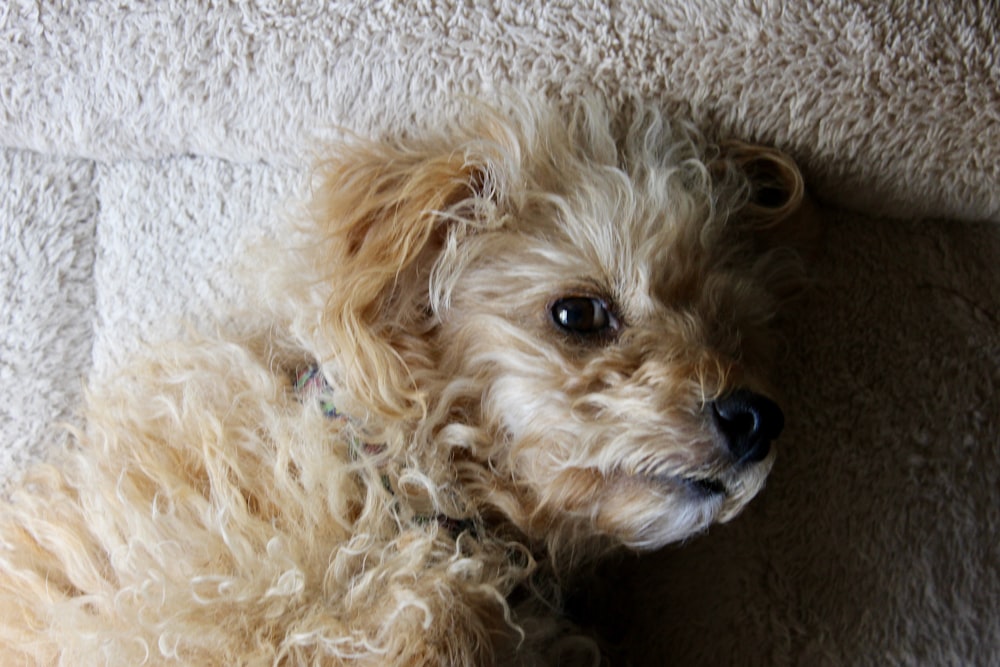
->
711;389;784;464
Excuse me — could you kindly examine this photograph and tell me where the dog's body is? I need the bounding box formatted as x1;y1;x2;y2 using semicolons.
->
0;100;809;665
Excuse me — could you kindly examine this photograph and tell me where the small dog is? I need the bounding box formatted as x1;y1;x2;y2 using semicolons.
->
0;99;809;665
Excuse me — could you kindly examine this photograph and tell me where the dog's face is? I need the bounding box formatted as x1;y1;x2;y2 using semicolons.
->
293;101;810;554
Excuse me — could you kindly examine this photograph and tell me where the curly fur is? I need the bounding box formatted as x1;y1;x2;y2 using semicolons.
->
0;99;811;665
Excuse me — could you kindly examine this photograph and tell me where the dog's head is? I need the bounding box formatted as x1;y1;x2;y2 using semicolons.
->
285;100;810;554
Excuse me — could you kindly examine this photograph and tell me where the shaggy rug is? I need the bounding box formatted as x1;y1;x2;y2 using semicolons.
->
2;2;997;664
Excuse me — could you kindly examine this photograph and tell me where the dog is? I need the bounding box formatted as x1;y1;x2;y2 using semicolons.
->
0;99;809;665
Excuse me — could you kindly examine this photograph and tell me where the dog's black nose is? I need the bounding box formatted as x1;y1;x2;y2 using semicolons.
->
711;390;784;464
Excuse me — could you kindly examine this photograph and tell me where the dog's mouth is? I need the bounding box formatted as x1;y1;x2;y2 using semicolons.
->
685;476;727;497
644;472;727;498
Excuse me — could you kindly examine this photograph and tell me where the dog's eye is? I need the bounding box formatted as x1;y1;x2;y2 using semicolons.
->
551;297;619;337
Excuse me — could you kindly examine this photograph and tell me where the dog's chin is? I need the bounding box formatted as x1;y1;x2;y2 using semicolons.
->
615;463;772;550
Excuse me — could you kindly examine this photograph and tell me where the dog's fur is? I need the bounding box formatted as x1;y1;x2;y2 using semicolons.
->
0;99;809;665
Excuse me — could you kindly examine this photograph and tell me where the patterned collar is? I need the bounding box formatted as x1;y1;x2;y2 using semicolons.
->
294;365;477;538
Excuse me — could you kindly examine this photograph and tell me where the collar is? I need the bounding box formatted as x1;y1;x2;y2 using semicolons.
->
293;365;477;538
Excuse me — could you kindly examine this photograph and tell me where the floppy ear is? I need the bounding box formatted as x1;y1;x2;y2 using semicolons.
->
720;140;820;255
305;129;503;423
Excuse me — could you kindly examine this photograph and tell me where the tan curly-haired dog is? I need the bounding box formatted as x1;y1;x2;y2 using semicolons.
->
0;99;809;665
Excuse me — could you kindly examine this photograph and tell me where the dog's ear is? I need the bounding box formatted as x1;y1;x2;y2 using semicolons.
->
719;140;819;255
306;129;503;423
711;141;820;305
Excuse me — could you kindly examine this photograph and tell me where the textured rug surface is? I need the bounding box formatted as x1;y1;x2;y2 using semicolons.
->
2;2;997;664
